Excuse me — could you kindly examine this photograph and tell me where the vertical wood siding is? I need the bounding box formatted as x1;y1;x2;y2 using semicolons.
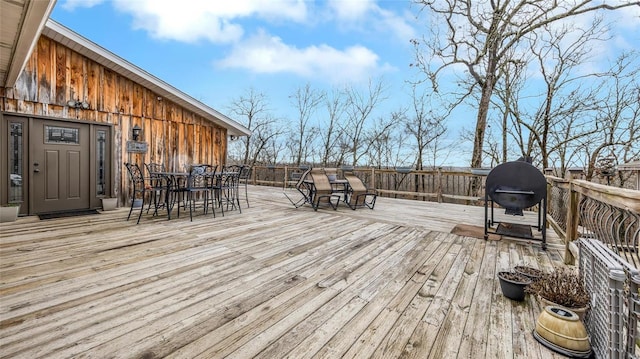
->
1;35;227;201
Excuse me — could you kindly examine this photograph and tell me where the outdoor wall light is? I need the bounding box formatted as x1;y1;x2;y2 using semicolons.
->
132;125;142;141
67;99;90;109
229;135;238;141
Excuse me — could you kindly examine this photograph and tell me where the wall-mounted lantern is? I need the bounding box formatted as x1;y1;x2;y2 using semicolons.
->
132;125;142;141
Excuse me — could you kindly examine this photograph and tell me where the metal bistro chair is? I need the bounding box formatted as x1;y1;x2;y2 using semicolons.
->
219;169;242;214
238;165;252;208
144;163;167;215
184;164;218;221
124;162;147;224
201;164;223;217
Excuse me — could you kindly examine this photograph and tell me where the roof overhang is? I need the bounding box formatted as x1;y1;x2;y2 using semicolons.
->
0;0;57;87
42;20;250;137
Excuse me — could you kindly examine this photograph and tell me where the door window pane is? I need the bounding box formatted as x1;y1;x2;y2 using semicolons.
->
9;123;23;203
96;130;106;196
45;126;79;144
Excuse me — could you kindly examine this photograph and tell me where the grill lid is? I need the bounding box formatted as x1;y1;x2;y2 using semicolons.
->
486;161;546;213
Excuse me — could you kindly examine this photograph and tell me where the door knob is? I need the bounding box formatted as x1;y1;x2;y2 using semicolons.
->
34;169;40;173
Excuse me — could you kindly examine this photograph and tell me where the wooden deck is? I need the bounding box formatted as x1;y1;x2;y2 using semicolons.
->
0;186;569;358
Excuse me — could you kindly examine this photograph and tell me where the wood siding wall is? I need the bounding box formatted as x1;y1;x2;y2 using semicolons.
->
0;35;227;200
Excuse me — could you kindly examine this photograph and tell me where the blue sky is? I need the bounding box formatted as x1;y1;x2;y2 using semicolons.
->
51;1;418;111
50;0;640;167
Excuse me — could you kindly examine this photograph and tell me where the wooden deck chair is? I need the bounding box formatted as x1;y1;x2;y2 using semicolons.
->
344;172;377;210
309;168;341;211
283;168;312;208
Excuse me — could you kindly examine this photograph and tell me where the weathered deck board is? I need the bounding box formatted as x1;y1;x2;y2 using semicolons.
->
0;185;567;358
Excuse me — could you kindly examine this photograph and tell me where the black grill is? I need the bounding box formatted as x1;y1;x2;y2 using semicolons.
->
483;160;547;249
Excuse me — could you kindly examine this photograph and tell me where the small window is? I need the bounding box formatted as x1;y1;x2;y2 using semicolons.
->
96;130;107;196
45;126;79;144
9;123;23;203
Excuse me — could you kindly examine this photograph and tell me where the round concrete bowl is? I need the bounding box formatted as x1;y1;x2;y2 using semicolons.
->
533;305;591;358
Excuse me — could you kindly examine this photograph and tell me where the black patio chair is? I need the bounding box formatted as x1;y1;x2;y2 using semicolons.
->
202;164;223;217
218;170;242;214
184;164;218;221
238;165;252;208
144;163;167;215
124;162;147;224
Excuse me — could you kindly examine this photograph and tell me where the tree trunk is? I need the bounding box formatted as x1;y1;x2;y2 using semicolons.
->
471;82;493;169
502;108;508;163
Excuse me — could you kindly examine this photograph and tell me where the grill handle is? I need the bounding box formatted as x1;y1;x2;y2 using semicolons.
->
494;189;535;195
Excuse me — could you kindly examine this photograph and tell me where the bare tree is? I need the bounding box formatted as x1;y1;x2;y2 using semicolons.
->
245;114;285;166
426;135;457;169
489;17;607;170
260;123;287;164
412;0;639;168
529;20;609;169
366;112;405;168
319;88;347;166
404;84;448;170
342;79;388;166
581;53;640;182
289;83;325;166
488;44;529;163
227;88;283;166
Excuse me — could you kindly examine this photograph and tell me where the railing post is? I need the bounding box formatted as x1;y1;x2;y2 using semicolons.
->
436;167;443;203
283;165;288;190
545;178;551;218
371;167;376;190
564;173;580;265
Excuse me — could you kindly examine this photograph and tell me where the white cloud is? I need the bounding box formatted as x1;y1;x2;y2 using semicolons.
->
612;3;640;30
327;0;416;43
61;0;105;10
109;0;309;43
58;0;407;82
327;0;375;21
375;7;417;43
215;30;394;84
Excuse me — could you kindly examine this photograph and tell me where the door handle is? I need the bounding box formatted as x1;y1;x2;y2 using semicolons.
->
34;169;40;173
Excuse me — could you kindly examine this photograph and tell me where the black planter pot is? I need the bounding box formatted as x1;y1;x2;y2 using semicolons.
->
514;265;543;281
498;271;532;301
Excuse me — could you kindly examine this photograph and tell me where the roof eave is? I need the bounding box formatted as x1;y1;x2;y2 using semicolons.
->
3;0;57;87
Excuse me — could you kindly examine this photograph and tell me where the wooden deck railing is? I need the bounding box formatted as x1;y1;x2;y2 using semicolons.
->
547;175;640;267
249;165;639;268
250;165;486;204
